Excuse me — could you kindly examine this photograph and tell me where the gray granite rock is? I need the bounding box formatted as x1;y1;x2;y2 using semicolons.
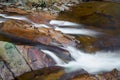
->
0;61;14;80
0;41;31;77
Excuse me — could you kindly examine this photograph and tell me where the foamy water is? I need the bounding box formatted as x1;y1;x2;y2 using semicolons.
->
42;46;120;74
0;13;120;74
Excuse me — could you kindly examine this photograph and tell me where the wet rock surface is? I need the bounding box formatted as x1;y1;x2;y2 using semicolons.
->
58;1;120;52
16;66;120;80
0;7;76;79
0;1;120;80
58;2;120;29
0;19;75;46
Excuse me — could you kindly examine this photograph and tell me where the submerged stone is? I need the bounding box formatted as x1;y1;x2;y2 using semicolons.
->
58;1;120;29
57;1;120;52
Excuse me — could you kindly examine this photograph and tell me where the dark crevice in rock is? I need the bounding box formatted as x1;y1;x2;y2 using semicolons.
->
0;61;14;80
0;31;74;62
2;61;16;79
14;46;33;72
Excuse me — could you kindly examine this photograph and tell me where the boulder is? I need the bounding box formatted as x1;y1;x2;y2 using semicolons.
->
0;41;57;79
0;19;75;45
0;41;31;77
16;45;55;70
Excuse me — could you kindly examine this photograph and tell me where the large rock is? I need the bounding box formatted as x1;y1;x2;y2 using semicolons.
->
16;45;55;70
0;19;75;79
0;19;75;46
0;41;57;80
0;41;31;77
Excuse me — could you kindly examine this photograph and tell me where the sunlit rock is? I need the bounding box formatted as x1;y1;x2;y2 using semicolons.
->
0;19;75;45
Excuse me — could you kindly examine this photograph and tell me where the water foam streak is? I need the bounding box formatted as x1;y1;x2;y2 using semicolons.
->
55;27;99;37
43;46;120;74
0;14;28;21
50;20;81;27
41;50;65;64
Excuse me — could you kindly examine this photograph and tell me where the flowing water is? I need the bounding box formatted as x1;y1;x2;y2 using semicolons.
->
42;46;120;74
0;2;120;78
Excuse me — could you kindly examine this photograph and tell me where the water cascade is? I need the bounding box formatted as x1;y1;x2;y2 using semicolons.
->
0;14;100;37
43;46;120;74
0;13;119;75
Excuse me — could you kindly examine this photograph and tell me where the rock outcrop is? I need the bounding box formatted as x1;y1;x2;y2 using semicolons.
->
0;20;75;46
0;16;75;80
0;41;56;79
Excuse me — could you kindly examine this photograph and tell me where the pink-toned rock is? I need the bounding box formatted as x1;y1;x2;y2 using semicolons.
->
16;45;55;70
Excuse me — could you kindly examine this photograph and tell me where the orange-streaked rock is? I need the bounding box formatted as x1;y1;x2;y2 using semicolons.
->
0;20;75;45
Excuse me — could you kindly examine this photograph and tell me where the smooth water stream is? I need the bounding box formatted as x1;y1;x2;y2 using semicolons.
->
0;13;120;75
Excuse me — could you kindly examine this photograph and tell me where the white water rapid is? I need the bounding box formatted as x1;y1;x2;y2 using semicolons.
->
0;13;100;37
42;46;120;74
0;13;120;74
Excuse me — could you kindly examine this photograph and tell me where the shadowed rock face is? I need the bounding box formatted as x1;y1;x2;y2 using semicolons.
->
58;1;120;30
57;1;120;52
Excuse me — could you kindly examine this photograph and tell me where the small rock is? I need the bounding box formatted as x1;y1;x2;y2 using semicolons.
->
31;8;36;11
